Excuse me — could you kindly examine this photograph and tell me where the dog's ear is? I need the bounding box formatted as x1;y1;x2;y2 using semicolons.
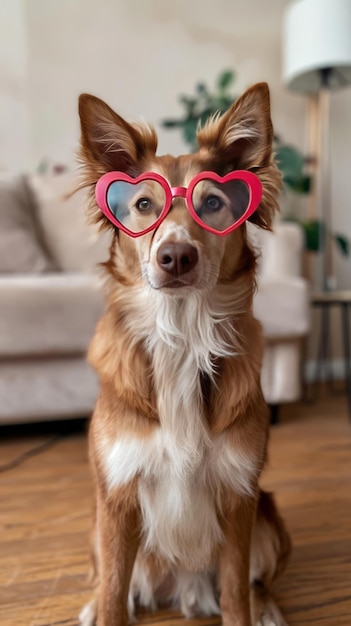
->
79;94;158;175
197;83;281;229
78;94;158;229
197;82;273;170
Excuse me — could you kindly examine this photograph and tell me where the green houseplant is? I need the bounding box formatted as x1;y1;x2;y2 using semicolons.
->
273;138;349;256
162;70;349;257
162;69;237;152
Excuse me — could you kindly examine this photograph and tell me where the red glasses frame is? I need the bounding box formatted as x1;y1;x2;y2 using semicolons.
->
95;170;263;238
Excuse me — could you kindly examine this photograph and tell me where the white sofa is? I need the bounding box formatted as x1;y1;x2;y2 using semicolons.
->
0;172;310;425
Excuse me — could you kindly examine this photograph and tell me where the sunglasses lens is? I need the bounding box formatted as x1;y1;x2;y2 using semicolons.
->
191;178;251;232
106;180;166;234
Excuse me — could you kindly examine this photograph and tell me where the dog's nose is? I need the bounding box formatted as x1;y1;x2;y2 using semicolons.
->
157;242;198;276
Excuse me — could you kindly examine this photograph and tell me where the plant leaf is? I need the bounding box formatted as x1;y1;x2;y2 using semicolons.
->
162;119;185;128
182;118;198;148
275;145;305;178
196;82;207;93
217;69;235;92
284;175;312;194
334;234;350;256
301;219;326;252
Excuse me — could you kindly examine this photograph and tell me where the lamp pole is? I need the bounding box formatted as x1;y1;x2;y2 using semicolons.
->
318;69;333;291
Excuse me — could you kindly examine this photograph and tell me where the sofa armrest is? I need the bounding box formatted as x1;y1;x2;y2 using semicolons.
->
249;222;305;279
251;222;310;340
254;276;310;339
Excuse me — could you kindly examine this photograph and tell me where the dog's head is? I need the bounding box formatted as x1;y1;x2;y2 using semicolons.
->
78;83;281;294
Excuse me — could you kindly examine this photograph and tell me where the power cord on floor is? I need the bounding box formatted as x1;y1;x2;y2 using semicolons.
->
0;435;62;473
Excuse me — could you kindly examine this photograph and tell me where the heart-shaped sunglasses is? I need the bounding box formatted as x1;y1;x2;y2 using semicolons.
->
95;170;262;238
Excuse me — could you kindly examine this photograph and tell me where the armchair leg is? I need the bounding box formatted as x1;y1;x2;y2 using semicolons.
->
269;404;280;425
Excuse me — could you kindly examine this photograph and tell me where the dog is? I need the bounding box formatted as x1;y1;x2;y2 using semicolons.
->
78;82;291;626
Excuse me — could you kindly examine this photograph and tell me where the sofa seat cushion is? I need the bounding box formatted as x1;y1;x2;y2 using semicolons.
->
0;357;98;423
254;276;310;340
0;274;104;357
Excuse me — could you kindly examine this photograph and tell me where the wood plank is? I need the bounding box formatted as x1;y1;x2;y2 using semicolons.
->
0;393;350;625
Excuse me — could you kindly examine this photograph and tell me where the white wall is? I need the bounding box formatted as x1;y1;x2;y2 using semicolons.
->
10;0;306;164
1;0;351;287
0;0;29;170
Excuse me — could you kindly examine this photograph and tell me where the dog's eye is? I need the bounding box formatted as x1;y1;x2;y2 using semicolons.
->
136;197;152;211
204;195;223;211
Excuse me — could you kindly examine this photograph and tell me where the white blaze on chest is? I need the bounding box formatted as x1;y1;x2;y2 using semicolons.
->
105;430;219;569
103;289;258;568
104;429;257;569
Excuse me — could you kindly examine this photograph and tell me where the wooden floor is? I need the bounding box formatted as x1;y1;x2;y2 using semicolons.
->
1;391;351;626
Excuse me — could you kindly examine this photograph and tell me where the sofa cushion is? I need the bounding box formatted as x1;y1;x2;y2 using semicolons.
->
0;357;99;423
0;173;54;273
29;173;112;272
254;276;310;339
0;273;104;357
248;221;304;279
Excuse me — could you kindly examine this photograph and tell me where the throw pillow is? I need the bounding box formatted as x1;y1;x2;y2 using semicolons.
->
0;173;55;273
29;173;112;272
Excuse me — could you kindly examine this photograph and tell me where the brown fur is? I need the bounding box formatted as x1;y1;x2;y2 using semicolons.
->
78;83;290;626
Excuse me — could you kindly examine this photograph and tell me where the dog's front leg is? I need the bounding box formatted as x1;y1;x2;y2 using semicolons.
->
219;494;257;626
96;484;140;626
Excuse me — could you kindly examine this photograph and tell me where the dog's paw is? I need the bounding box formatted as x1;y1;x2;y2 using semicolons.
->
79;598;97;626
256;612;288;626
256;600;288;626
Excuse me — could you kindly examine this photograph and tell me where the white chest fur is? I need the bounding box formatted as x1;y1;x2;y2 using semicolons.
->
105;429;257;570
104;289;258;570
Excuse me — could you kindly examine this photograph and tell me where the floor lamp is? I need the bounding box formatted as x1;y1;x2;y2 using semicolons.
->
282;0;351;292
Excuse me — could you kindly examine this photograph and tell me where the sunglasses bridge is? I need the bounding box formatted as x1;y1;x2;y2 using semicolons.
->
170;186;187;201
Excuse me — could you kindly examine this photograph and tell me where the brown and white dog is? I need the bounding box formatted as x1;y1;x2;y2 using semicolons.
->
78;83;291;626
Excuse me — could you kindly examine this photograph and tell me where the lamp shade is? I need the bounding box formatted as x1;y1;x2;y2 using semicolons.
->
283;0;351;92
